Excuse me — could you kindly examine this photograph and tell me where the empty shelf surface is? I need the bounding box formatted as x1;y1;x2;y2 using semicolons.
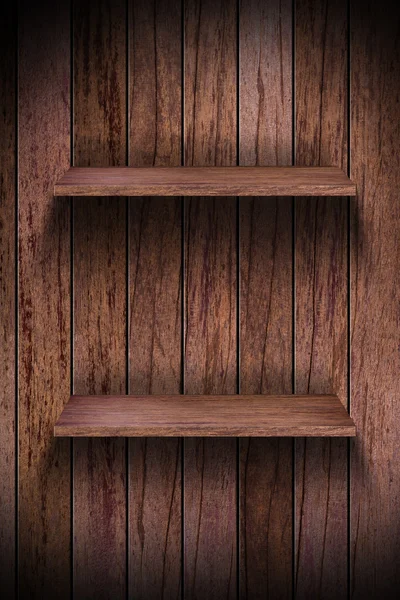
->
54;394;356;437
54;166;356;197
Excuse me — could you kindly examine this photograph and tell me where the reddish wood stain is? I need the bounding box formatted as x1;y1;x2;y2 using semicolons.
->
0;4;16;598
6;1;399;598
295;1;348;598
128;2;182;597
350;1;400;597
18;1;71;597
73;1;127;597
184;1;237;598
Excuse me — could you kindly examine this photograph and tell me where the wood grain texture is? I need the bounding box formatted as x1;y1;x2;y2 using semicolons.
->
184;0;237;168
295;1;348;597
350;1;400;597
184;199;237;597
184;3;237;595
73;1;127;597
0;4;16;598
4;0;400;596
239;0;292;168
129;438;181;599
54;166;356;196
18;1;71;597
239;1;293;596
54;395;355;437
129;198;182;599
129;0;181;167
128;2;182;596
239;199;293;594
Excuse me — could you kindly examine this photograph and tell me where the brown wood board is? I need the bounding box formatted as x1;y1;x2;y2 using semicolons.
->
128;0;182;597
238;0;294;596
54;166;356;197
72;0;127;597
350;1;400;597
183;198;238;597
295;1;349;597
128;199;182;599
54;395;355;437
0;4;16;597
184;1;237;597
18;0;71;597
7;0;400;596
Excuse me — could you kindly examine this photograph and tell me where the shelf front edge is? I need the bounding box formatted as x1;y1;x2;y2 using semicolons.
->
54;184;357;197
54;425;356;437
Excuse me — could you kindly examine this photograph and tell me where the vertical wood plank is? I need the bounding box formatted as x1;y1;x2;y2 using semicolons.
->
129;0;182;168
350;1;400;597
0;4;16;598
295;1;348;598
128;1;182;597
184;1;237;597
239;0;292;167
184;200;237;600
73;0;127;597
18;1;71;597
185;0;237;169
239;1;293;597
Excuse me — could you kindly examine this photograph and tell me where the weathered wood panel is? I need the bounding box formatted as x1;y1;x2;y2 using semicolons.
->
128;2;182;597
184;0;237;169
129;200;181;600
9;2;400;598
295;1;348;597
73;0;127;597
184;198;237;598
350;1;400;597
184;2;237;597
129;0;182;168
239;1;293;597
18;1;71;597
239;0;292;168
0;4;16;598
129;200;182;599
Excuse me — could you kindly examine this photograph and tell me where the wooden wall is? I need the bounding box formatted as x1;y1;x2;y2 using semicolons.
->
1;0;399;598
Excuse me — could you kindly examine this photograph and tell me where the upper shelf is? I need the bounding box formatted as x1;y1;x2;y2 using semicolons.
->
54;166;356;197
54;394;356;437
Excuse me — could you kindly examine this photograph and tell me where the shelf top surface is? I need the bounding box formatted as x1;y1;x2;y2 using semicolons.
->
54;394;356;437
54;166;356;197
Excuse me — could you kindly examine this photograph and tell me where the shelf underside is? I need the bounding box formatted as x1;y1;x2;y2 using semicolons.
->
54;394;356;437
54;166;356;197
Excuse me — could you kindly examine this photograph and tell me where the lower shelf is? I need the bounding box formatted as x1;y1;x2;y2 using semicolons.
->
54;394;356;437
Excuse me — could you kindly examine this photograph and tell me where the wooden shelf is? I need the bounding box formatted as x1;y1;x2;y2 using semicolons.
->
54;394;356;437
54;166;356;197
